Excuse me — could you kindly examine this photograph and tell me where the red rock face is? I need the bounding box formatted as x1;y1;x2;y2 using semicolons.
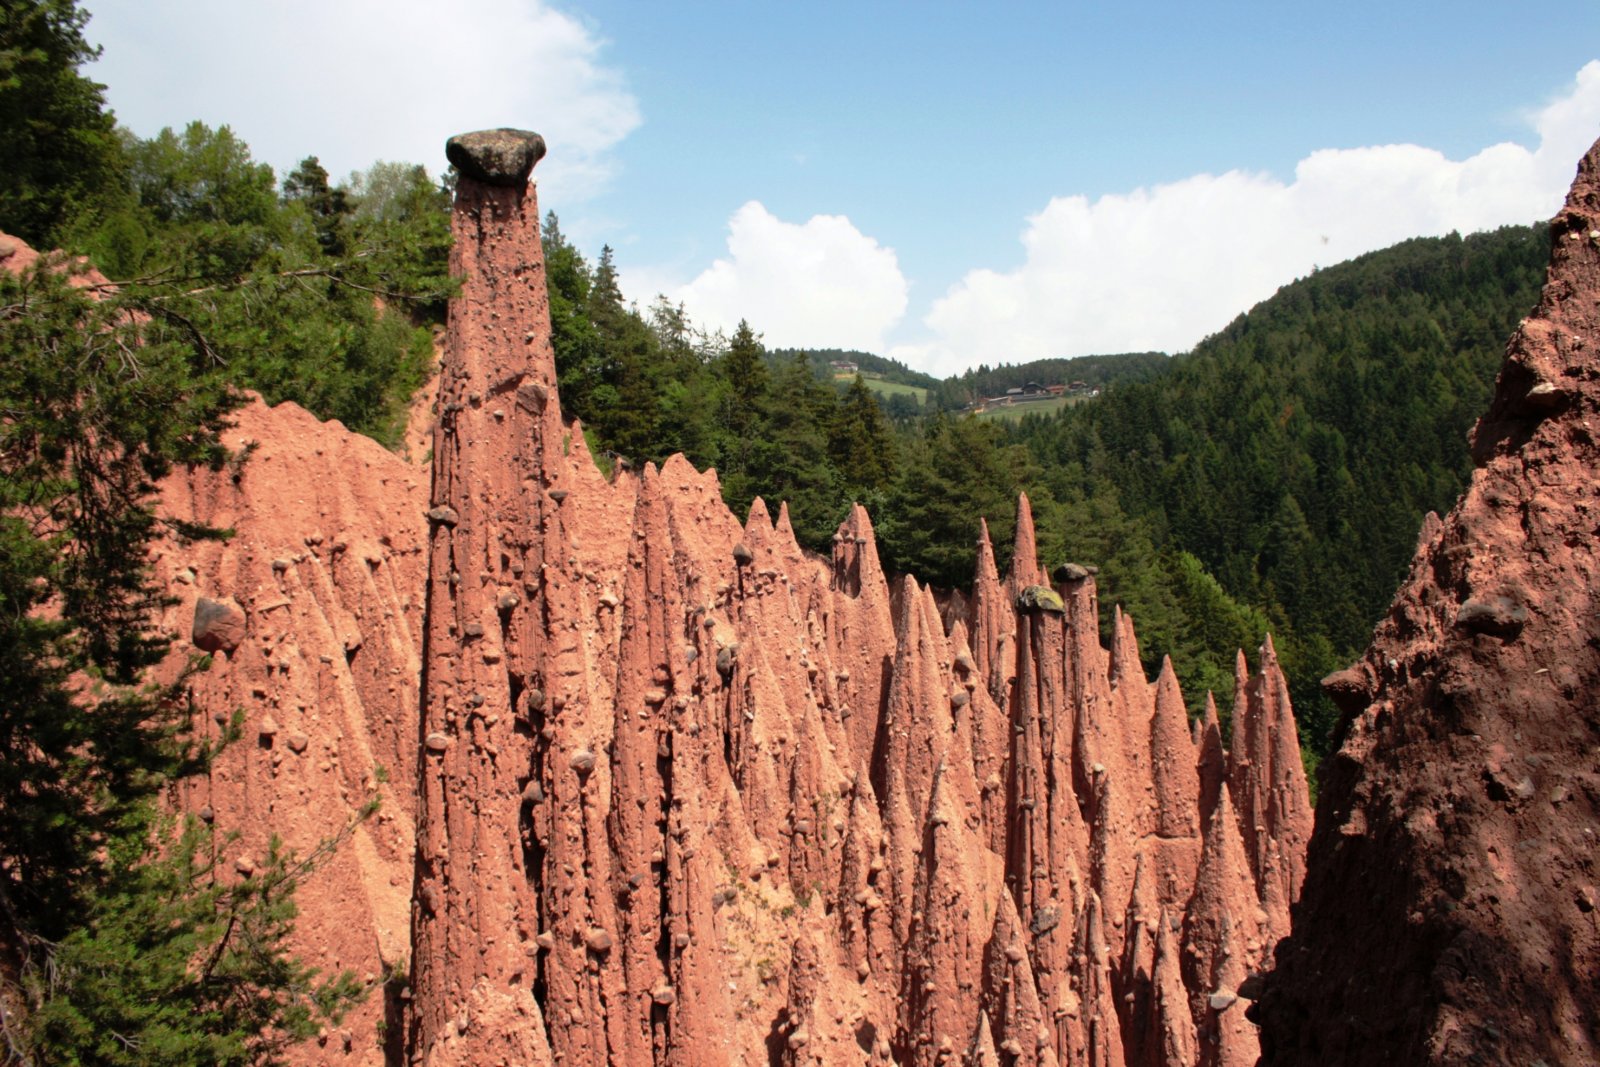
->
154;398;430;1065
76;122;1314;1066
390;144;1312;1066
1254;140;1600;1065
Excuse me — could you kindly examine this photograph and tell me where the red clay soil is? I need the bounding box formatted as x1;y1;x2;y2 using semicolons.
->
155;398;430;1063
1253;139;1600;1065
5;123;1321;1065
391;131;1312;1067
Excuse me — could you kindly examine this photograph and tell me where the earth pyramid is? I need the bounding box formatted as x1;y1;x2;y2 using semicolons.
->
115;128;1315;1065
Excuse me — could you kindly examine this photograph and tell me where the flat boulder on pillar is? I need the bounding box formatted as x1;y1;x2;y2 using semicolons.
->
445;128;547;186
1014;584;1064;614
1052;562;1090;583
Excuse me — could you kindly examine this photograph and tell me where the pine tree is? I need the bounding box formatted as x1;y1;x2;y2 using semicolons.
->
0;0;125;246
281;155;350;256
0;254;368;1066
716;319;768;482
831;374;895;492
744;351;840;545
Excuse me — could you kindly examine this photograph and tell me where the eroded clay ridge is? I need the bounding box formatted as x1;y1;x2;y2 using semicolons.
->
25;115;1314;1066
398;130;1311;1067
1253;138;1600;1066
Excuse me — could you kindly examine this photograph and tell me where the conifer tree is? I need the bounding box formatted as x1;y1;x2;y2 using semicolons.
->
0;258;368;1064
831;373;896;492
0;0;125;246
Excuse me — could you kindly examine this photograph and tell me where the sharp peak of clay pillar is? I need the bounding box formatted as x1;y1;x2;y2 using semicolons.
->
1106;604;1146;691
1127;850;1156;926
1008;492;1040;590
1193;784;1253;911
1151;908;1199;1067
1153;656;1200;839
1228;648;1253;756
1153;657;1190;743
835;501;879;547
1259;632;1281;679
975;519;1000;580
948;618;972;653
745;495;774;536
1197;691;1228;834
970;1011;1002;1067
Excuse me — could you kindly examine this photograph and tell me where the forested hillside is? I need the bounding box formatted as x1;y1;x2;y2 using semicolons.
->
1006;225;1551;746
932;351;1170;409
774;347;940;389
537;219;1551;759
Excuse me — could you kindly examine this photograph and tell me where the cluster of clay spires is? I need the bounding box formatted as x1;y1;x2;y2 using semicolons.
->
400;129;1312;1067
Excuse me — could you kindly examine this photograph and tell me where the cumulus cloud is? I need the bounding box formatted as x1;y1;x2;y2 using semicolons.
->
88;0;640;204
898;61;1600;378
665;202;909;352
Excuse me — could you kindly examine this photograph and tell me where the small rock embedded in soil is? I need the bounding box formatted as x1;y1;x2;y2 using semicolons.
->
1455;595;1528;638
192;596;247;653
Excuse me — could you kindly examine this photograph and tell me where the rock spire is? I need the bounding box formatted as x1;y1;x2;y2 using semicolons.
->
113;124;1317;1066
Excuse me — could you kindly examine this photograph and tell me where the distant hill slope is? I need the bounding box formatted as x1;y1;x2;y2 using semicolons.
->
937;351;1170;408
771;347;941;389
772;347;1173;413
1015;223;1552;748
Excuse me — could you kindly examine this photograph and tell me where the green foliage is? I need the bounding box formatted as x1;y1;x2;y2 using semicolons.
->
341;161;454;320
878;414;1033;587
282;156;351;256
63;122;452;447
0;259;367;1063
0;0;125;246
0;15;448;1059
1007;224;1551;756
127;122;277;230
832;375;897;492
535;230;913;551
32;820;368;1067
719;320;768;441
738;350;842;544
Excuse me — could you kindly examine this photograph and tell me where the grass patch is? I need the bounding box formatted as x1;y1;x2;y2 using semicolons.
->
833;375;927;405
972;395;1089;421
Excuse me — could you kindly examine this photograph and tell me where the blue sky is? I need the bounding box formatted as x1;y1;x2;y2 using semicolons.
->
86;1;1600;376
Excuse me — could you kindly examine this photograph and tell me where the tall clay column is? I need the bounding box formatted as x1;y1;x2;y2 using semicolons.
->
410;129;560;1067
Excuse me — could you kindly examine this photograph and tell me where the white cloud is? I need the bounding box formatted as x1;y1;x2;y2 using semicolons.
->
900;61;1600;378
663;202;909;352
88;0;640;204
